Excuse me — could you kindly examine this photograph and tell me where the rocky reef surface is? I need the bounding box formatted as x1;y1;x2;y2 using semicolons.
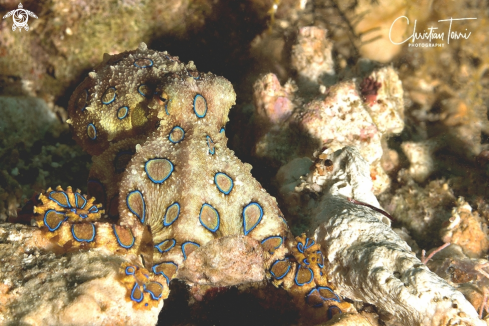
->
1;0;489;325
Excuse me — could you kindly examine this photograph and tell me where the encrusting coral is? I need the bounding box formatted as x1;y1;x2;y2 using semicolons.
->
17;43;353;324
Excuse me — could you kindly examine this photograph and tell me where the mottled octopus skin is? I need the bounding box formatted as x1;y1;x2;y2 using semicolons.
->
33;43;351;319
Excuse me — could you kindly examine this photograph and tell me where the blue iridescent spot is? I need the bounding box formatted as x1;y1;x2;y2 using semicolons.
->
101;87;116;105
155;239;176;253
125;266;136;275
219;127;225;133
294;266;313;286
193;94;207;118
305;288;324;308
88;206;98;213
71;223;96;242
126;190;146;223
138;84;152;98
317;286;340;302
130;283;144;303
152;262;178;285
199;203;220;233
74;193;87;209
181;241;200;260
112;224;135;249
214;172;233;195
144;158;174;184
260;236;283;254
117;106;129;119
242;202;263;236
168;126;185;144
327;306;342;320
163;202;180;226
48;191;71;208
270;258;291;280
133;58;154;68
43;210;67;232
206;136;215;155
87;123;97;140
144;282;163;300
297;238;315;253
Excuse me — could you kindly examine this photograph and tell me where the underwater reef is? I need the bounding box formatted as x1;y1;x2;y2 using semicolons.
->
1;0;489;325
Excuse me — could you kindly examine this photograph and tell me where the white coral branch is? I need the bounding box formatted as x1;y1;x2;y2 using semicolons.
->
308;147;484;326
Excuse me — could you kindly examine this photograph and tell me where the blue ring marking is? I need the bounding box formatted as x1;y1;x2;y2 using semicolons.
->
163;202;180;227
43;210;67;232
206;136;215;155
304;238;315;250
242;202;263;236
78;89;88;112
130;283;144;303
87;123;97;140
260;236;283;253
305;288;324;308
144;158;174;184
327;306;342;320
294;266;314;286
138;84;152;98
297;243;304;253
152;262;178;285
181;241;200;260
302;258;310;265
126;190;146;223
71;223;96;242
133;58;154;68
88;205;99;213
79;214;88;219
270;258;291;280
168;126;185;144
144;282;163;300
214;172;233;195
117;106;129;120
155;239;176;253
101;87;116;105
317;286;341;302
199;203;220;233
125;266;136;275
74;193;87;209
193;94;207;118
112;224;135;249
219;127;225;133
48;191;71;208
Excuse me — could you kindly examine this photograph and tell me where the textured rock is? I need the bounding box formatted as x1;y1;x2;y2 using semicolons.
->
291;26;335;88
0;223;162;325
277;146;484;326
253;44;405;194
309;148;484;326
440;198;489;259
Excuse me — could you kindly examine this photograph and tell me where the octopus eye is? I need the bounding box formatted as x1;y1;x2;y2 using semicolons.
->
159;91;169;103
